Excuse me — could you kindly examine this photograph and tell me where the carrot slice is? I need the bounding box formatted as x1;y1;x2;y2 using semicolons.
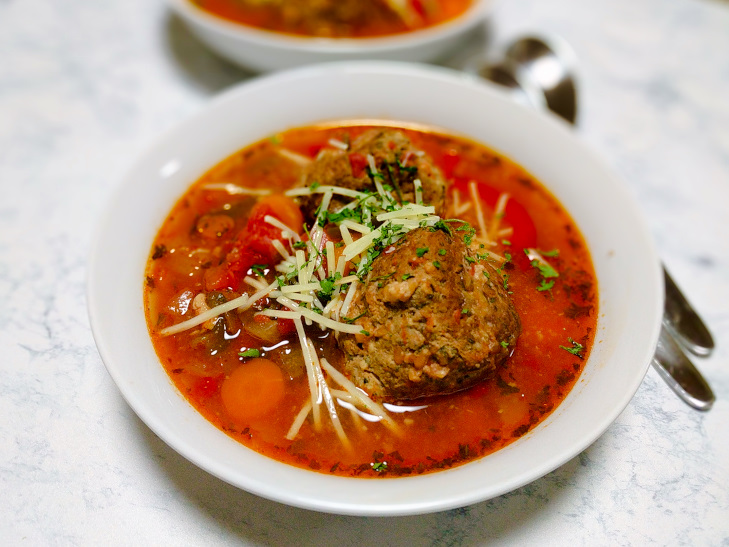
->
221;358;286;422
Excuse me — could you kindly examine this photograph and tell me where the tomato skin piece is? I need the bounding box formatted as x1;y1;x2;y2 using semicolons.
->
348;153;368;178
191;374;223;400
205;194;303;291
276;318;296;336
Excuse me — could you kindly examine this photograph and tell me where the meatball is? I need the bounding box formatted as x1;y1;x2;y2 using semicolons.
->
296;129;447;223
338;227;521;402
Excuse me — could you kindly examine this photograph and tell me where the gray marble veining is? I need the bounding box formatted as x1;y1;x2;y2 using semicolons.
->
1;0;727;544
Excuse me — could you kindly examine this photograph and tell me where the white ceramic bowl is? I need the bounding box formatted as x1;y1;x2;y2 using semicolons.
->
166;0;492;71
88;62;663;516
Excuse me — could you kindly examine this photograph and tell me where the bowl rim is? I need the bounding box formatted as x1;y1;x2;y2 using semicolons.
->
165;0;493;53
88;61;663;516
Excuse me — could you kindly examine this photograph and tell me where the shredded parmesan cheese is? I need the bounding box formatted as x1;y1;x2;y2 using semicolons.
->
201;183;271;196
276;148;312;166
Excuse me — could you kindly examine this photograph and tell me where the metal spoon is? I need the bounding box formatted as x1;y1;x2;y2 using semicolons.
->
652;325;715;410
476;34;715;409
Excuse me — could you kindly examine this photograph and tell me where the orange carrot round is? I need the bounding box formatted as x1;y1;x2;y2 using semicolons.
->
221;358;286;422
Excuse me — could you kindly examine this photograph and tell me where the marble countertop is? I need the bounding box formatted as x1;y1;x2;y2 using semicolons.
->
1;0;728;544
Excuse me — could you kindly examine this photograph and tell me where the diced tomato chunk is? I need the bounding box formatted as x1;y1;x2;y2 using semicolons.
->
348;153;368;178
205;194;303;291
276;318;296;336
191;375;223;399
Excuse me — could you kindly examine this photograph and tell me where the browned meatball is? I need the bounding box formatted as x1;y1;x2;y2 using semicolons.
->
296;129;447;223
338;227;521;402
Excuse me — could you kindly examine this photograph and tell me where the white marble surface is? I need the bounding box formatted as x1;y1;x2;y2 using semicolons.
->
1;0;728;544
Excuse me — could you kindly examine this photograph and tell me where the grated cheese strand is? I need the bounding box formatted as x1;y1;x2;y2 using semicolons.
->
308;339;350;449
293;316;321;429
285;399;312;440
264;215;300;241
469;181;491;244
276;148;312;167
489;192;510;240
159;281;277;336
285;185;368;200
201;183;271;196
320;359;399;433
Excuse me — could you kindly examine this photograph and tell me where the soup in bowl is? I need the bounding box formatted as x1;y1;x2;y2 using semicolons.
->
165;0;492;71
88;62;663;515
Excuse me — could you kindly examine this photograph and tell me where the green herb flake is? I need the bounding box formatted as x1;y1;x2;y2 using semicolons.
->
341;311;367;324
560;337;585;359
531;260;559;279
309;181;320;190
541;249;560;257
292;241;307;250
537;279;556;292
317;272;342;298
502;239;512;246
401;273;414;281
430;220;453;237
251;263;268;276
371;461;387;472
238;349;261;358
433;260;441;269
416;247;429;257
438;248;447;256
500;340;509;348
360;329;371;336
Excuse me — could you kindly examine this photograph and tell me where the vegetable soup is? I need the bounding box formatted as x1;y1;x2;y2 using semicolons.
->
144;122;597;478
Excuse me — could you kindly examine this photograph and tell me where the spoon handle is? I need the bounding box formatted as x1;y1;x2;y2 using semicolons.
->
663;267;715;357
651;325;715;411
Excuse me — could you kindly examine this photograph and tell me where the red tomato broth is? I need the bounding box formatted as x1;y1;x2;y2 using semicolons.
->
144;123;597;478
190;0;474;39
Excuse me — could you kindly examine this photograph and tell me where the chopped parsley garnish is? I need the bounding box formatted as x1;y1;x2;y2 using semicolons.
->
401;273;414;281
438;248;447;256
371;461;387;472
456;223;476;245
396;157;417;174
319;208;362;227
365;165;384;182
537;279;556;292
541;249;560;257
532;260;559;279
360;329;371;336
430;220;453;237
462;309;470;315
238;349;261;358
251;263;267;276
432;260;441;269
416;247;429;257
309;181;320;190
292;241;307;250
502;239;512;246
500;340;509;348
560;337;585;359
341;311;367;324
317;272;342;300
